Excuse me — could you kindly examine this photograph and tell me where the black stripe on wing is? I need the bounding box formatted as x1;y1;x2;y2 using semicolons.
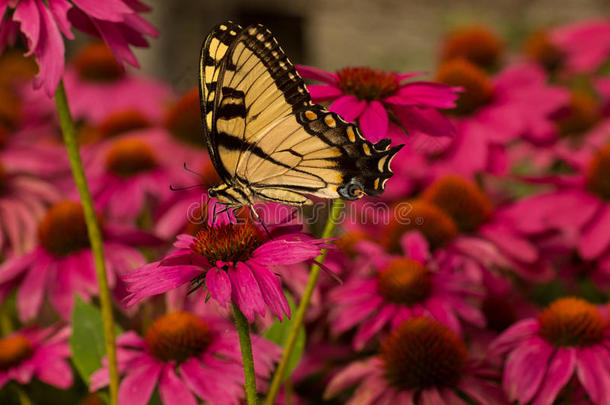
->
199;21;243;183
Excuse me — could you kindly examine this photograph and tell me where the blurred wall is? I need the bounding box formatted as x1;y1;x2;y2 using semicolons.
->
131;0;610;92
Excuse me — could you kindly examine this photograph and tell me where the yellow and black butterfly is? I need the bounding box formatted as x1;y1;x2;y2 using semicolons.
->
199;21;402;208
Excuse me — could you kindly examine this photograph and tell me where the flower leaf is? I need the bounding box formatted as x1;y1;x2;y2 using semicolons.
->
70;296;123;386
263;293;306;381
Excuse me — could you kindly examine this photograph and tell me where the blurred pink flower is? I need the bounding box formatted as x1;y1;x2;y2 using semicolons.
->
436;62;569;178
325;317;506;405
503;142;610;276
124;210;329;322
296;65;459;141
0;325;72;389
0;200;160;321
491;297;610;405
63;42;171;124
90;311;280;405
1;0;157;96
551;19;610;73
0;160;60;254
85;129;182;221
330;232;484;349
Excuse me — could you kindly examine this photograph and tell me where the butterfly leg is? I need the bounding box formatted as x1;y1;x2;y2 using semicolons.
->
248;205;273;239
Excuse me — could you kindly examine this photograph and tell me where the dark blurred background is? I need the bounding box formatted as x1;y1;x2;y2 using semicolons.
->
108;0;610;92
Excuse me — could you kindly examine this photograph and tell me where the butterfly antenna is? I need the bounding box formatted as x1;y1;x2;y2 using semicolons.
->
169;183;205;191
183;162;203;177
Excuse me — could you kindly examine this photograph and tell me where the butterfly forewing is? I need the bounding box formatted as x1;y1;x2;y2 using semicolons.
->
199;21;402;206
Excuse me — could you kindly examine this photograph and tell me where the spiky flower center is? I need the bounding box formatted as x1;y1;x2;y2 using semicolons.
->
557;90;601;137
99;110;151;138
73;43;124;82
377;258;431;305
38;201;92;256
145;312;212;363
436;59;494;115
539;298;605;347
421;175;494;233
523;31;564;73
586;143;610;201
482;295;517;332
165;88;205;147
191;221;264;264
0;335;33;370
380;317;468;390
441;26;503;69
383;200;458;253
337;230;371;258
336;67;399;101
105;139;158;178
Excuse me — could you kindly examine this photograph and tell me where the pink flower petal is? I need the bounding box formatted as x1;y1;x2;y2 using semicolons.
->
123;263;202;306
91;17;139;67
489;319;539;357
71;0;131;22
205;267;231;307
118;358;162;405
34;358;73;389
158;366;197;405
394;106;455;138
579;204;610;260
17;255;52;321
385;82;459;108
0;251;37;283
13;0;40;56
252;240;322;265
33;0;66;96
479;223;538;264
295;64;338;85
229;262;266;322
533;348;576;405
400;231;430;263
248;261;290;320
329;95;367;122
576;347;610;405
47;0;73;39
324;360;375;398
359;101;388;142
503;337;553;403
353;305;396;350
307;84;343;102
180;358;241;405
419;388;445;405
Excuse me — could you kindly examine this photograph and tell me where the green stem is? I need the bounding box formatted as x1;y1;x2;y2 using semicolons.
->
233;303;258;405
54;81;118;405
13;384;33;405
264;199;344;405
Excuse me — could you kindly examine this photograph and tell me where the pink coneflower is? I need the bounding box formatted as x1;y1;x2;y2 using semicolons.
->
124;210;329;321
86;130;179;221
63;42;171;124
504;142;610;271
0;325;72;390
325;317;507;404
379;175;550;282
0;200;157;321
550;19;610;74
296;65;459;141
0;160;60;254
490;297;610;404
434;60;569;177
90;311;281;405
2;0;157;96
330;232;483;349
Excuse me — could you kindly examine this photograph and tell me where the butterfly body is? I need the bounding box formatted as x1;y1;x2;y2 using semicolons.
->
200;21;402;207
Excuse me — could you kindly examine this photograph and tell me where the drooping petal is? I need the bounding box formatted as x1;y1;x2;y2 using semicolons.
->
579;204;610;260
252;239;322;265
158;366;197;405
359;101;388;142
533;348;576;405
47;0;73;39
34;357;73;388
385;82;459;108
117;359;162;405
576;347;610;405
33;0;66;96
248;260;290;320
12;0;41;56
205;267;231;307
229;262;266;322
399;231;430;263
503;337;554;403
91;17;139;67
324;359;375;398
70;0;131;22
394;106;455;138
17;255;52;321
489;319;539;357
329;95;367;122
123;263;202;306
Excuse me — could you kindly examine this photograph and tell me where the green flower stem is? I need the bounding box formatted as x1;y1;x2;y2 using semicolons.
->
233;303;257;405
14;384;33;405
264;199;344;405
54;81;118;405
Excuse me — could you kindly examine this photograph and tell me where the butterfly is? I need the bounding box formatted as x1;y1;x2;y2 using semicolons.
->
199;21;402;209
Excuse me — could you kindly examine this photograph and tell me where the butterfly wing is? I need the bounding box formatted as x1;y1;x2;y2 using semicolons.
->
200;22;402;205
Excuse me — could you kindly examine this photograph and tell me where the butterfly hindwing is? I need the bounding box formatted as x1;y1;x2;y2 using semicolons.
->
199;21;402;206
